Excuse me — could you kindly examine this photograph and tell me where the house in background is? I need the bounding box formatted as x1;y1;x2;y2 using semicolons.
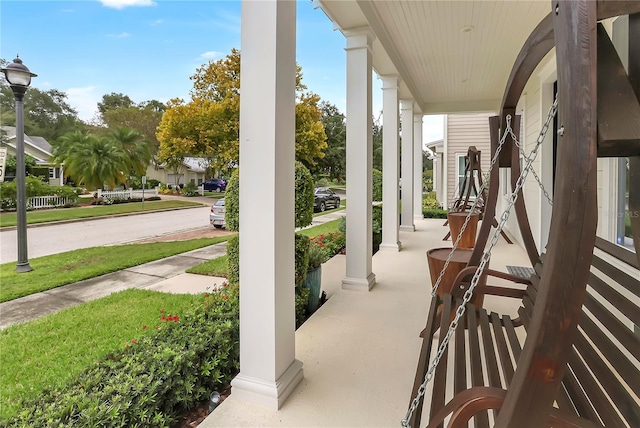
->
0;125;63;186
145;156;208;187
426;112;493;210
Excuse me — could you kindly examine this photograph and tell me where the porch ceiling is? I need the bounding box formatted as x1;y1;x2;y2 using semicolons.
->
317;0;551;114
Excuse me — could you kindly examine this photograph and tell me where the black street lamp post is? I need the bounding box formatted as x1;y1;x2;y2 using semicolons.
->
2;56;37;273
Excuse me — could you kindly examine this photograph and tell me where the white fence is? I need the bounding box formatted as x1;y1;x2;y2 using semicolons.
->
97;188;159;200
27;196;72;210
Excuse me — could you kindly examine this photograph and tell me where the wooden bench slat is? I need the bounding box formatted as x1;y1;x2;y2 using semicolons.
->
467;303;490;428
573;332;640;426
561;356;606;424
578;314;640;397
430;295;453;427
408;294;440;428
502;315;522;362
588;271;640;323
567;348;625;427
490;312;515;387
583;293;640;357
479;310;501;388
454;299;467;396
591;254;640;297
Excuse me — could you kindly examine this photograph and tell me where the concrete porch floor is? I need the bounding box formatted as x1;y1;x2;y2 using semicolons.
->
202;218;531;427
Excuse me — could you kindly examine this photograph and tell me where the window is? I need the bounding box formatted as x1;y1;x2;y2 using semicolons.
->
456;153;477;198
617;158;635;251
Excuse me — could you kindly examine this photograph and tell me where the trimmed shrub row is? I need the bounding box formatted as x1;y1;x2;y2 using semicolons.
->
4;286;240;428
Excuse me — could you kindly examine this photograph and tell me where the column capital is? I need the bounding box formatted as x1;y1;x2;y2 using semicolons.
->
400;99;414;110
344;26;376;52
379;74;400;90
413;113;423;123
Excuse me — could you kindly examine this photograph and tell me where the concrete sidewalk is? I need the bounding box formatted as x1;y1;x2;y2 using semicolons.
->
0;210;345;329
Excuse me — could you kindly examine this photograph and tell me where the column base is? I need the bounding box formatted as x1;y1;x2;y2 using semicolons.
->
342;272;376;291
379;242;402;251
400;224;415;232
230;359;303;410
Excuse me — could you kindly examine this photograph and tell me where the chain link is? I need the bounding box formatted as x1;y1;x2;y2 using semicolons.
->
511;121;553;206
402;97;558;427
429;116;512;297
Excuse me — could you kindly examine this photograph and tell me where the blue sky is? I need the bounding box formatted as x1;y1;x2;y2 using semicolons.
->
1;0;443;143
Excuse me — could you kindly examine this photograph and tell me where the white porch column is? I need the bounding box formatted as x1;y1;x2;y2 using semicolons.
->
413;113;423;220
342;28;376;291
400;100;415;231
232;0;302;409
379;75;401;251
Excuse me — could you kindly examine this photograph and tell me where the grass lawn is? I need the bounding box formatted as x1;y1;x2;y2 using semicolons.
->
298;218;341;237
0;289;202;422
0;200;204;228
186;254;228;276
204;191;226;197
0;236;231;303
187;219;342;277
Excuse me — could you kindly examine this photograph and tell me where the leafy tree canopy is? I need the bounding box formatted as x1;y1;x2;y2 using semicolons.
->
1;59;84;142
314;101;346;179
158;49;327;172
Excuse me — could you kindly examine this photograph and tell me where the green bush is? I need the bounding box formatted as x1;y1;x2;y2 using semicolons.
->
295;234;310;285
295;287;310;328
314;177;330;187
423;208;448;219
422;192;441;210
182;181;199;197
0;178;80;210
372;204;382;234
309;232;345;257
295;162;314;228
225;169;240;232
5;286;240;428
372;169;382;202
226;235;240;286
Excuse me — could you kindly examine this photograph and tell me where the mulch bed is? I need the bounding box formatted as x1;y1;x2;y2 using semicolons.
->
173;385;231;428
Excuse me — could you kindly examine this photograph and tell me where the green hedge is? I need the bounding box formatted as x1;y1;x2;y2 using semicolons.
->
5;286;240;427
295;162;314;228
225;169;240;232
226;235;240;286
372;169;382;202
423;208;448;219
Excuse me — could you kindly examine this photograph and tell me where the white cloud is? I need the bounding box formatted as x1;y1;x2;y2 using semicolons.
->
99;0;156;10
199;51;222;60
66;86;100;123
151;19;163;25
107;32;132;38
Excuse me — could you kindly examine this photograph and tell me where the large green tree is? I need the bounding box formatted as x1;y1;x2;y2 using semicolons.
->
158;49;327;172
314;102;346;179
102;100;165;166
1;59;84;142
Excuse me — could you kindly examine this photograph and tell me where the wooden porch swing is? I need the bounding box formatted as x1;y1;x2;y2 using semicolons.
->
406;2;640;427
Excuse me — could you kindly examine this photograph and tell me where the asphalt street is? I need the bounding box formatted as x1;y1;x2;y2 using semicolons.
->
0;206;211;264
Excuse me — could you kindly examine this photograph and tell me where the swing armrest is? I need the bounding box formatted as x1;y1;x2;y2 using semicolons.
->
450;266;530;300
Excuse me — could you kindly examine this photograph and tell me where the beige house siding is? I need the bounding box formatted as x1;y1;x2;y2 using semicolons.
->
445;112;494;208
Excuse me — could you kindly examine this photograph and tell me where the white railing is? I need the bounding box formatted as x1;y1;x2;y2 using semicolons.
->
97;187;159;200
27;196;72;210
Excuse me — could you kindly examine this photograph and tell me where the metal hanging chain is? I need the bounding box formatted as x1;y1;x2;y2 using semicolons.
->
429;116;512;297
403;97;558;428
511;125;554;206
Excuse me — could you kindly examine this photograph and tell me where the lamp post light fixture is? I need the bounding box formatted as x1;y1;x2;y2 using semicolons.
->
2;56;37;273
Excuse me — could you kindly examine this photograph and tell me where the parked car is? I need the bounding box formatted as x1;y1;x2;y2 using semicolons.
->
210;199;226;229
314;187;340;212
203;178;227;192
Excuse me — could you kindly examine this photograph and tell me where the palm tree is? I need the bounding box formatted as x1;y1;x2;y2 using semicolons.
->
107;127;151;177
53;131;129;190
